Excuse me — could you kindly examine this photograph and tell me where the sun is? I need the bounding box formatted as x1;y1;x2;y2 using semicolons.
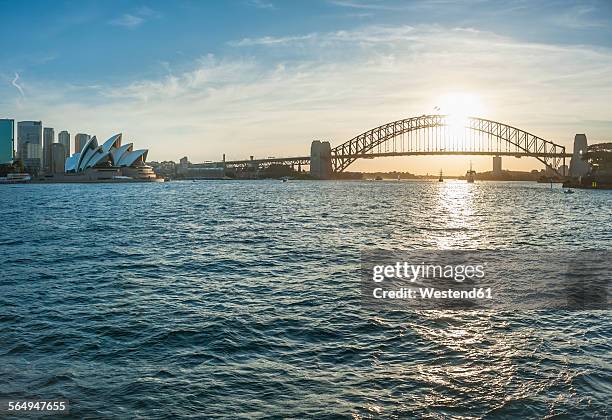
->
436;92;485;119
434;92;486;136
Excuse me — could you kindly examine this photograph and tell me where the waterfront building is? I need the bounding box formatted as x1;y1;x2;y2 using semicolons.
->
63;133;157;181
74;133;90;154
43;127;55;173
17;121;43;175
0;119;14;165
51;143;66;174
58;130;70;158
149;160;177;178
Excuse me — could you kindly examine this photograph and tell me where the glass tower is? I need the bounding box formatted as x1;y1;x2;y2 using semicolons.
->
0;119;14;164
18;121;43;175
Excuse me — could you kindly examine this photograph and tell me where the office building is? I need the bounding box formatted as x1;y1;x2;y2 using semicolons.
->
51;143;66;174
43;127;55;173
18;121;43;175
58;130;70;158
74;133;90;154
0;119;14;165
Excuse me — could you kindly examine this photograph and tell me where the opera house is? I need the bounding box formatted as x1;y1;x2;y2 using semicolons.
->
59;134;160;182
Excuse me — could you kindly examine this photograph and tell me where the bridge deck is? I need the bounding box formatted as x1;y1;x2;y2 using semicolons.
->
220;150;571;167
223;156;310;165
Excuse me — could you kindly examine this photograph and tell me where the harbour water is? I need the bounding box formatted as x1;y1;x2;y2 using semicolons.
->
1;180;610;418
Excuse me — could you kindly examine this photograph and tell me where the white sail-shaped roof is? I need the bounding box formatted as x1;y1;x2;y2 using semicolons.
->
65;153;80;172
83;151;112;169
117;149;148;167
76;136;99;171
112;143;133;165
102;134;122;153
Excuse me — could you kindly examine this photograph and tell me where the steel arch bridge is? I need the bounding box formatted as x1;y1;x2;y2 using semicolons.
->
219;115;571;176
331;115;568;172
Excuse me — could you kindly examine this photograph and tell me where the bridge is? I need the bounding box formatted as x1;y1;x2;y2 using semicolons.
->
217;115;576;179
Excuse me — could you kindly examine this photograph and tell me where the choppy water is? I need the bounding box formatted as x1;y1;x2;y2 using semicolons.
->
0;180;610;418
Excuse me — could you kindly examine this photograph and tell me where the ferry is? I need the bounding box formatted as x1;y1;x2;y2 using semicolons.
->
466;162;476;183
0;173;32;184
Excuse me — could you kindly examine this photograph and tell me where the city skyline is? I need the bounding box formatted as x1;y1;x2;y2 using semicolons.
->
2;0;612;174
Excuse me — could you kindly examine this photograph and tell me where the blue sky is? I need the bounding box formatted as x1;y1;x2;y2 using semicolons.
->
1;0;611;173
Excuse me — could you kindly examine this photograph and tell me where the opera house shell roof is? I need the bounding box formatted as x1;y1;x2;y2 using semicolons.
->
65;134;149;173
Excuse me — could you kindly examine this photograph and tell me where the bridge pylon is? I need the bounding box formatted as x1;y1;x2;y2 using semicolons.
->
310;140;332;179
569;134;590;177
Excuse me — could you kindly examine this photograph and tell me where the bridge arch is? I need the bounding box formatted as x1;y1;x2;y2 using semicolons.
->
331;115;567;173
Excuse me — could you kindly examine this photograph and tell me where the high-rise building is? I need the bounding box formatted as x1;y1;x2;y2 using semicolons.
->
18;121;43;175
0;119;14;165
74;133;90;154
58;130;70;158
43;127;55;173
51;143;66;174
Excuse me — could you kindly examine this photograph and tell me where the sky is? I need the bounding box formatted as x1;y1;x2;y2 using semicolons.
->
1;0;611;174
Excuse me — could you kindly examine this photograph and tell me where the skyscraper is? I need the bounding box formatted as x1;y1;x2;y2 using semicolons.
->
18;121;43;175
74;133;90;154
43;127;55;173
51;143;66;174
58;130;70;158
0;119;14;165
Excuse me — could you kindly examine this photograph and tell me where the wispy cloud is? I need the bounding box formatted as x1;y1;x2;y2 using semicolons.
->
228;25;418;46
108;7;161;28
551;4;606;29
228;34;316;47
329;0;486;11
11;72;24;97
329;0;407;10
247;0;276;9
109;14;144;28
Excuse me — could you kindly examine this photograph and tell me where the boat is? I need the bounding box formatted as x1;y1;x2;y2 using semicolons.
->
0;173;32;184
438;170;443;182
564;189;574;194
375;176;383;181
466;162;476;183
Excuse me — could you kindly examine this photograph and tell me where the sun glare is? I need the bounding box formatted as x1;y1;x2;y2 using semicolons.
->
435;92;486;138
436;92;485;119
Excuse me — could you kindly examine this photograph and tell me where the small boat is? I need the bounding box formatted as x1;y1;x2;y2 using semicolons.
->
438;170;443;182
375;176;383;181
466;162;476;183
564;189;574;194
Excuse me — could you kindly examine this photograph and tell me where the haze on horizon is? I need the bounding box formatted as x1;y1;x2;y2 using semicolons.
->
1;0;611;175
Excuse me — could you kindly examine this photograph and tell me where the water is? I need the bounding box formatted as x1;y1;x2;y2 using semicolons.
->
0;180;610;418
